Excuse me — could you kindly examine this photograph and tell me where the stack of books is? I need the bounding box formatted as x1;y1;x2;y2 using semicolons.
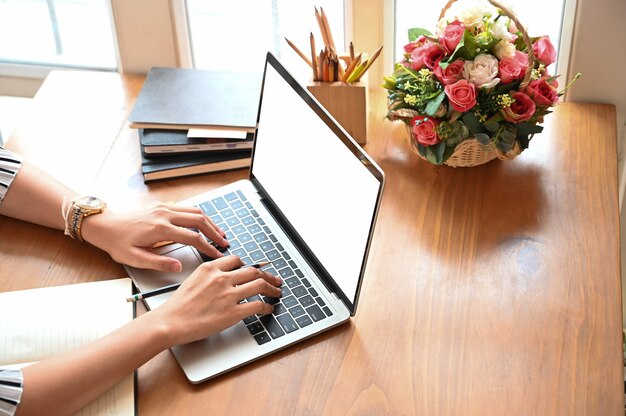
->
128;67;262;183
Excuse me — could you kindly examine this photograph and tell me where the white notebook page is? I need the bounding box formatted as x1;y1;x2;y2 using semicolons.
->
0;278;135;416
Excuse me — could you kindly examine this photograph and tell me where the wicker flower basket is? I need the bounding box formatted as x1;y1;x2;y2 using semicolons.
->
387;0;537;168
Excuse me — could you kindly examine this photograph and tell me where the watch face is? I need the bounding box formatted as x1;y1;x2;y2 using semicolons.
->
77;196;105;209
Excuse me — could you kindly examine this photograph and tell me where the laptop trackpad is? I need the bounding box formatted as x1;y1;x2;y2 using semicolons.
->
128;244;203;310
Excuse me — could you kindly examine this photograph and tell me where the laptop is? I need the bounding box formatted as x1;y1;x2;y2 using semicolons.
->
125;52;385;384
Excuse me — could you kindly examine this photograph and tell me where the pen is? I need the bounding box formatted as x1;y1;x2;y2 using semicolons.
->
126;261;274;303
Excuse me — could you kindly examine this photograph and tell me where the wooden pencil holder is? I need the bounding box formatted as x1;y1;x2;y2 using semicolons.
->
307;81;368;145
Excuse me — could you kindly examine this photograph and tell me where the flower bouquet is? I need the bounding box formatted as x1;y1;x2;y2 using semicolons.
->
384;0;575;167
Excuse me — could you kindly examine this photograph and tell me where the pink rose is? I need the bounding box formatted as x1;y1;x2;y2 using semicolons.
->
412;115;441;146
403;35;426;54
444;79;477;112
410;45;428;70
501;91;536;123
434;59;465;85
525;78;559;106
440;20;465;54
513;51;529;75
498;56;524;84
533;36;557;66
422;43;446;69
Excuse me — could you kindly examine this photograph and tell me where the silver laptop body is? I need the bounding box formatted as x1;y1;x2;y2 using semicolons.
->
125;52;385;383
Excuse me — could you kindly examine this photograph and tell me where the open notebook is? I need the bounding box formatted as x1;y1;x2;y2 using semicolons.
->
0;278;135;416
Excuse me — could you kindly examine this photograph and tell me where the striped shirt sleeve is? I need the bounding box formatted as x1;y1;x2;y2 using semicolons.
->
0;369;23;416
0;148;23;204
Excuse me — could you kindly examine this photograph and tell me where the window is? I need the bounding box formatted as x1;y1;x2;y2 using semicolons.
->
186;0;344;80
0;0;116;69
394;0;566;72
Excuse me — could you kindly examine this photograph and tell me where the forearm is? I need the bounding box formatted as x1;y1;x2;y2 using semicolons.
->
0;162;76;230
18;312;172;416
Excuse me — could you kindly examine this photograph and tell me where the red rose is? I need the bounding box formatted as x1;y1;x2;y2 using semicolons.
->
412;115;441;146
498;56;524;84
501;91;536;123
444;79;477;112
440;20;465;54
434;59;465;85
532;36;557;66
525;78;559;106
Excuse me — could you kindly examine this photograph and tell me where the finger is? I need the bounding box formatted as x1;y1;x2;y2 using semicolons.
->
206;216;227;238
160;226;224;259
126;248;183;272
155;203;227;238
238;300;274;317
235;277;283;300
206;255;244;272
229;266;282;287
167;212;228;247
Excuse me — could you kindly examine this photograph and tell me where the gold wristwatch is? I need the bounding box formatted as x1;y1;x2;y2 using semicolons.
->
68;196;107;241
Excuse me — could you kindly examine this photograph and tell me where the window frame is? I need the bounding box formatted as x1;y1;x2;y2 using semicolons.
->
0;0;573;101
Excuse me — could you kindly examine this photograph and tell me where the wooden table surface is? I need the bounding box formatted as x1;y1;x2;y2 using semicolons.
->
1;70;623;415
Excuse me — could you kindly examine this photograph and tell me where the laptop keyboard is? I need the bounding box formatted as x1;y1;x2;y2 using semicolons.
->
197;190;334;345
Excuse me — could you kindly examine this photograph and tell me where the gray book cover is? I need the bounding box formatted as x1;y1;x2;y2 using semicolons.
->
129;67;262;130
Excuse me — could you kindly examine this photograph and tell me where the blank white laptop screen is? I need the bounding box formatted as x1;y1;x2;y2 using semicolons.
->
251;63;381;305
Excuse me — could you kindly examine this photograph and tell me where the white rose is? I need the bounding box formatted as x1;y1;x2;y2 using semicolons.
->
494;39;516;59
457;6;495;28
463;54;500;88
491;18;514;41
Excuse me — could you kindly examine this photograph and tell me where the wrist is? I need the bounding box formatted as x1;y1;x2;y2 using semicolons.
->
140;308;179;350
64;196;107;242
80;209;114;246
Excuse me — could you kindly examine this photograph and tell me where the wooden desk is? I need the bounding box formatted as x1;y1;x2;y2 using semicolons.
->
1;71;623;415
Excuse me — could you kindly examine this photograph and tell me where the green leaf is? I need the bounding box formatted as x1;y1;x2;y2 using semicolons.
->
516;122;544;137
425;91;445;116
408;27;433;42
484;120;500;133
442;145;456;163
514;34;527;52
515;123;544;150
496;139;513;152
382;77;397;90
494;80;520;95
425;141;446;164
462;112;487;135
417;143;427;158
474;133;490;145
446;29;480;63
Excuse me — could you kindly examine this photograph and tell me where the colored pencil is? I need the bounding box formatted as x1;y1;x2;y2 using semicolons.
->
354;45;384;81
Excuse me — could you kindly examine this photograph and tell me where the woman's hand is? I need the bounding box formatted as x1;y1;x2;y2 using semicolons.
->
151;255;283;347
81;202;228;272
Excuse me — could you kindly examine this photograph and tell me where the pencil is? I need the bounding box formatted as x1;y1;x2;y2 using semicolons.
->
342;53;362;82
346;60;367;83
314;7;330;48
285;37;312;67
126;261;274;302
354;45;384;81
310;32;318;81
319;7;336;51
